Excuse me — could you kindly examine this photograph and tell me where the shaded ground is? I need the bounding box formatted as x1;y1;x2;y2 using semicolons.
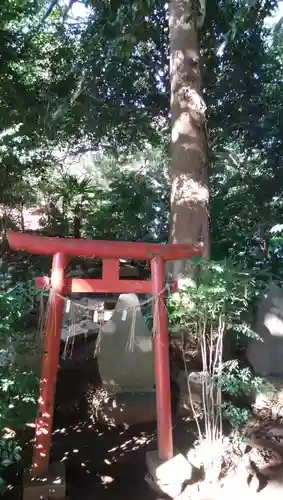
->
5;345;194;500
9;346;283;500
51;409;193;500
52;416;158;500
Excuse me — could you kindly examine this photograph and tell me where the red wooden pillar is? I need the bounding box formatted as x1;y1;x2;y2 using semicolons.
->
151;256;173;461
32;252;68;476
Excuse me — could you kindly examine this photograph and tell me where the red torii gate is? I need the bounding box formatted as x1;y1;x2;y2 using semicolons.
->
8;232;201;477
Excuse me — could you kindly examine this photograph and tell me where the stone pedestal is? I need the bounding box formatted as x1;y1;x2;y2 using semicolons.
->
146;450;192;499
23;463;66;500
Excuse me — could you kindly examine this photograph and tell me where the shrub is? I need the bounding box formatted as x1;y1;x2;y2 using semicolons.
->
167;258;264;479
219;359;266;429
0;264;39;492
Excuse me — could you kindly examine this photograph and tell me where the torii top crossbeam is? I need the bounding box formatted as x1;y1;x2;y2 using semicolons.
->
8;232;201;260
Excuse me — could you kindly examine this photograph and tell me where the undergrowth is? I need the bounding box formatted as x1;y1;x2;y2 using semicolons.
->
167;257;267;482
0;264;39;492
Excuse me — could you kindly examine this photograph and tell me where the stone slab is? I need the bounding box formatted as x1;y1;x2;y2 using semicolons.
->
23;463;66;500
247;282;283;376
98;293;154;393
146;450;192;498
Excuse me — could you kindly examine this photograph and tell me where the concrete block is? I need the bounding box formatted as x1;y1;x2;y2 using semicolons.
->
146;450;192;498
23;462;66;500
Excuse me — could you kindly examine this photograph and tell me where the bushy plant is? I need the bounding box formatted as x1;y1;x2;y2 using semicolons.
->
219;359;267;429
0;439;21;492
167;258;259;340
167;258;264;479
220;359;266;399
0;264;39;492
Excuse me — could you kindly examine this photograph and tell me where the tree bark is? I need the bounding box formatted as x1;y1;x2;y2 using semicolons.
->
169;0;209;279
73;215;81;239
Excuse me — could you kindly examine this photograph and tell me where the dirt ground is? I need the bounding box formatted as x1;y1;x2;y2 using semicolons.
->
7;354;283;500
5;352;194;500
51;415;159;500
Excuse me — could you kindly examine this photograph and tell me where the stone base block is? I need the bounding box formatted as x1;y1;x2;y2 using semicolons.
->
146;450;192;499
23;463;66;500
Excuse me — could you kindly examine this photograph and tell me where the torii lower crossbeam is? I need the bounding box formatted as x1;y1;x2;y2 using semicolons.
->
8;232;202;477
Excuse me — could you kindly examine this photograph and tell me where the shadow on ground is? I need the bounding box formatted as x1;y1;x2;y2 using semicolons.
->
52;410;158;500
4;348;194;500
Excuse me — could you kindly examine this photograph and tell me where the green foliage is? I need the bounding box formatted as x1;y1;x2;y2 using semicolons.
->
167;258;258;340
0;439;21;493
85;170;169;242
264;225;283;278
35;144;170;242
167;259;267;431
0;0;281;268
0;271;37;339
221;402;252;430
219;359;267;429
0;367;38;431
0;267;39;491
209;2;283;267
220;360;266;398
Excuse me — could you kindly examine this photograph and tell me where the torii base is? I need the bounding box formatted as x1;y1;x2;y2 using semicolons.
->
145;450;192;499
23;463;66;500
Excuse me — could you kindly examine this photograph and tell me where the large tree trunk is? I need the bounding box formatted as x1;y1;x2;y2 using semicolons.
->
169;0;209;279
